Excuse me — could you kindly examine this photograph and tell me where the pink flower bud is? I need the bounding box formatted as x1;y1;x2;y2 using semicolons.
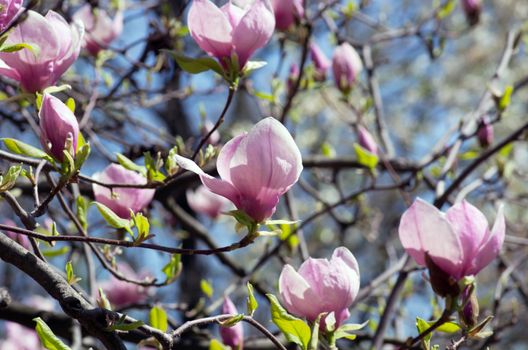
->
286;63;299;94
72;5;123;56
99;263;152;307
399;198;505;281
358;125;378;155
186;185;231;219
461;0;481;26
220;296;244;349
201;120;221;145
0;0;22;32
309;42;330;80
332;42;362;94
0;10;83;92
459;285;479;327
187;0;275;70
92;164;155;219
477;119;493;148
174;117;303;223
1;218;30;250
271;0;304;31
279;247;360;330
39;94;79;161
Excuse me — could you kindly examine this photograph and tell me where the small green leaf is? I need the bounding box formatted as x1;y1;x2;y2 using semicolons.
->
150;305;168;332
166;51;224;75
246;282;258;317
42;246;70;258
162;254;182;283
416;317;433;349
0;164;21;192
321;142;336;157
498;85;513;112
267;294;311;350
0;42;36;53
243;60;267;74
3;138;50;160
201;279;214;298
74;143;91;171
219;314;244;327
209;339;229;350
132;212;150;242
353;143;379;170
33;317;71;350
225;210;258;228
333;321;369;341
97;287;112;310
65;261;81;285
309;314;322;350
92;202;133;235
434;321;461;333
437;0;456;19
66;98;76;113
116;153;147;176
76;196;89;230
106;315;144;331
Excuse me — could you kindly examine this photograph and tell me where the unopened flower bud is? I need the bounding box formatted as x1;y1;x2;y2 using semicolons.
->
459;285;479;328
358;125;378;155
461;0;481;26
477;119;493;148
332;42;362;94
220;296;244;349
310;42;330;81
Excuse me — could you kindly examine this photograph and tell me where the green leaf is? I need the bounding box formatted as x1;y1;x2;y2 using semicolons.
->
209;339;229;350
106;315;144;331
162;254;182;283
246;282;258;317
267;294;311;350
3;138;50;160
309;314;322;350
97;287;112;310
498;85;513;112
225;209;258;228
434;321;461;333
243;60;267;74
65;261;81;285
201;279;214;298
219;314;244;327
33;317;71;350
92;202;133;235
150;305;168;332
66;98;76;113
416;317;433;349
333;321;369;341
0;164;21;192
76;196;89;230
42;246;70;258
116;153;147;176
0;42;36;53
132;212;150;243
353;143;379;170
74;143;91;171
144;151;166;182
321;142;336;157
437;0;456;19
166;51;224;76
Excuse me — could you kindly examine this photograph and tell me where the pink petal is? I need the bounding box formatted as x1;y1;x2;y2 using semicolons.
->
232;0;275;68
220;1;245;28
279;264;320;320
216;133;246;183
399;198;463;277
470;204;505;275
188;0;233;60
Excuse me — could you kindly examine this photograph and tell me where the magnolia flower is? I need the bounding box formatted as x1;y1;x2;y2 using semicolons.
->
220;296;244;349
72;4;123;56
279;247;360;329
1;218;30;250
174;117;303;222
309;42;330;80
39;93;79;161
271;0;304;31
186;185;231;219
0;0;22;32
399;198;505;281
99;263;152;307
187;0;275;70
332;42;362;94
92;164;155;219
0;10;83;93
0;322;42;350
461;0;481;26
477;119;493;148
358;125;378;155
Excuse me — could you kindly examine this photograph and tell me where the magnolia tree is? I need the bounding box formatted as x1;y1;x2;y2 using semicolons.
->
0;0;527;349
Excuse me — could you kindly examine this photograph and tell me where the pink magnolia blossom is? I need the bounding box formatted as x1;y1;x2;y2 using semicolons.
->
1;218;30;250
358;125;378;155
271;0;304;31
73;5;123;56
187;0;275;70
220;296;244;349
174;117;303;223
92;164;155;219
0;10;83;92
332;42;362;94
309;42;330;80
0;322;42;350
279;247;360;329
399;198;505;281
477;119;493;148
39;93;79;161
99;263;152;307
186;185;231;219
0;0;22;32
